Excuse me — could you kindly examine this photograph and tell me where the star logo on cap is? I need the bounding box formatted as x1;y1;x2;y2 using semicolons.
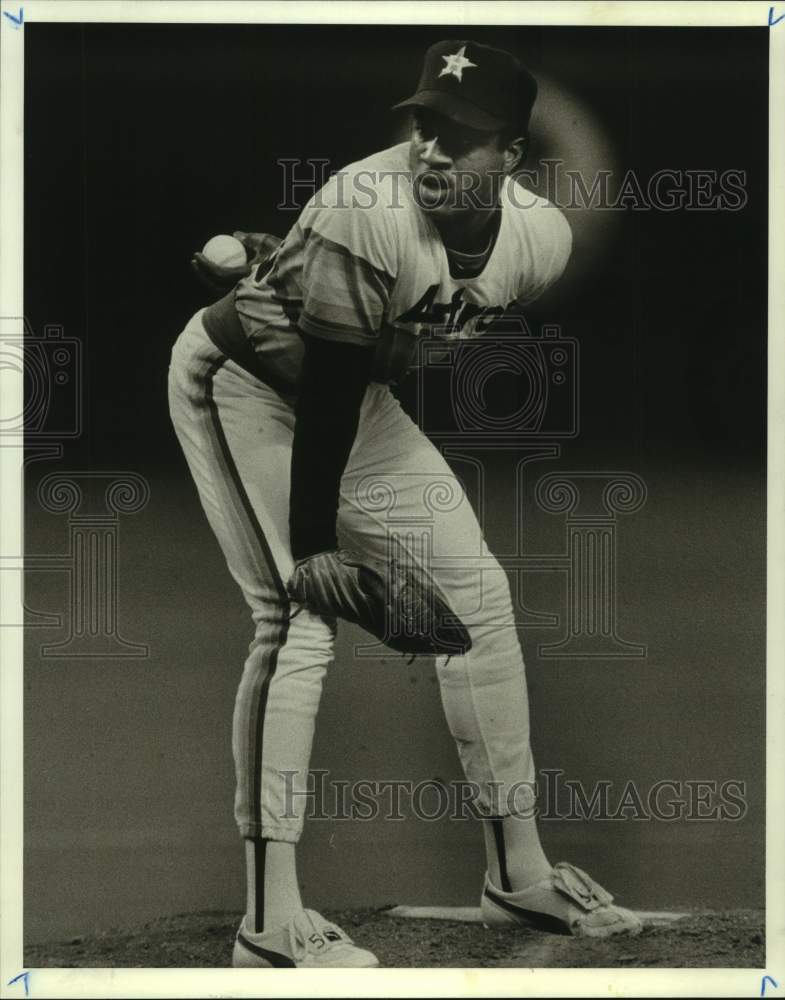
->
439;45;477;83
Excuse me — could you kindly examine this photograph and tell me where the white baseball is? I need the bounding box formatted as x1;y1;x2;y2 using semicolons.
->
201;234;247;269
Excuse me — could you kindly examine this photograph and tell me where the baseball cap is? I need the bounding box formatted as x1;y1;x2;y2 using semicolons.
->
392;39;538;133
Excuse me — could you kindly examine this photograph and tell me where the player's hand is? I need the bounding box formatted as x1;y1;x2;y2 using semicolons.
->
190;232;282;294
191;242;250;295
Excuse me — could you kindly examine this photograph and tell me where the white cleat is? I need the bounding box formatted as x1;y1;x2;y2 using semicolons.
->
481;862;643;939
232;908;380;968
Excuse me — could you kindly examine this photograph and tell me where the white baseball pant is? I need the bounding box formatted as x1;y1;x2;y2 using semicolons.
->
167;309;536;842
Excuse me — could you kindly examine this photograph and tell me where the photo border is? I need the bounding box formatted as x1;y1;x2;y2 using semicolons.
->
1;2;782;996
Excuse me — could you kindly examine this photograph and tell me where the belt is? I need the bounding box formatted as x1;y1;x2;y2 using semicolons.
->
202;289;298;400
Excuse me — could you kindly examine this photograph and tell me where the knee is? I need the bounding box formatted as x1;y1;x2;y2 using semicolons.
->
458;556;515;631
483;556;514;608
246;606;335;674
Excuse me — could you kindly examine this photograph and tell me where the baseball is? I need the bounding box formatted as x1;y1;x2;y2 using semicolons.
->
201;234;247;268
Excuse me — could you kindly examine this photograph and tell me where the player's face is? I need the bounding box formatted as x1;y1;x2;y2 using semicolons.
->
408;109;521;219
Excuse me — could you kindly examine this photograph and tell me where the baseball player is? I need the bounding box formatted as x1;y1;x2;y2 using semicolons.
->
169;40;642;968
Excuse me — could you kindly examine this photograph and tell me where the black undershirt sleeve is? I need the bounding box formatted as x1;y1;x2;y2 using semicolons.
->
289;332;376;561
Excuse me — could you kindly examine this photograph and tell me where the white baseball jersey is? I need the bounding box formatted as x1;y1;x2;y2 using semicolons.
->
170;140;571;848
225;141;572;389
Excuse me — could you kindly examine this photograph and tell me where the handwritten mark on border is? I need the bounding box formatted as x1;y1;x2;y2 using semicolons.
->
2;6;23;27
6;972;30;997
769;6;785;25
761;976;779;997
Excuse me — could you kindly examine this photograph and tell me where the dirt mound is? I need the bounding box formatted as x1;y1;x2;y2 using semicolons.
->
24;907;764;969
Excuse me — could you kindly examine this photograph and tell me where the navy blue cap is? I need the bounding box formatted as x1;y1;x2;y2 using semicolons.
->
393;39;537;133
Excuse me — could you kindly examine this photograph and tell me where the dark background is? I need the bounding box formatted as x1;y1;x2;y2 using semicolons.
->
23;23;768;469
23;24;767;945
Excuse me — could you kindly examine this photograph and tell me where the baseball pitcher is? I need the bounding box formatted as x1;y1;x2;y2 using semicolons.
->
168;39;642;968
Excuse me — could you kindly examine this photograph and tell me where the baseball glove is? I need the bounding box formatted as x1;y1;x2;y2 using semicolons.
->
287;549;472;657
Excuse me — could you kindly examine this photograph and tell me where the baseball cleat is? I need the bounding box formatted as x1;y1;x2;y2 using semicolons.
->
481;861;643;939
232;908;380;968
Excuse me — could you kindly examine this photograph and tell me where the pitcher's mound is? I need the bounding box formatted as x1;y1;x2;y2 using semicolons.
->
24;907;764;968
